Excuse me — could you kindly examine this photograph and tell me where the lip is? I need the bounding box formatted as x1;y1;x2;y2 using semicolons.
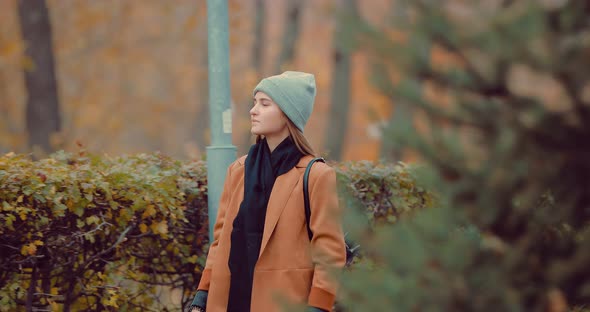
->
251;120;259;123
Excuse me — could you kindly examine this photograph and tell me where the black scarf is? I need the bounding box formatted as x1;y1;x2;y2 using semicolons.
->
227;137;303;312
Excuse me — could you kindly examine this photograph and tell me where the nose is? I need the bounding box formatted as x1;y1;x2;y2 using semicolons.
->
250;104;257;116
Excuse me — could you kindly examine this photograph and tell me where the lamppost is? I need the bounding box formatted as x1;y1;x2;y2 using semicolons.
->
206;0;236;240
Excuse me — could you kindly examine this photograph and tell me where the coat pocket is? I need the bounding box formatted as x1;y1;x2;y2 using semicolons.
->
252;268;314;311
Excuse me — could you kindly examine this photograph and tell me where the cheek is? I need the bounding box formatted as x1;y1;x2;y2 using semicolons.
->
272;112;288;128
265;109;286;127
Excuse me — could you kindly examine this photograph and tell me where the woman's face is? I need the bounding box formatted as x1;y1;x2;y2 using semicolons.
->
250;92;288;137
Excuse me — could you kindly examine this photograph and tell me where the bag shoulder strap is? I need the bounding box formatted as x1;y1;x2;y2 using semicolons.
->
303;157;325;241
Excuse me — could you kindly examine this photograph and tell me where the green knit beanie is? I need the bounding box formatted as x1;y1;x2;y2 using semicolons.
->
253;71;316;132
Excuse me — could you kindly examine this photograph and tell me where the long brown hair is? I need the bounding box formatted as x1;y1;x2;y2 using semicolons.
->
256;119;316;157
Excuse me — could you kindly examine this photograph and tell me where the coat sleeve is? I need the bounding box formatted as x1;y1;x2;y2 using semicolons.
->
196;163;235;291
307;166;346;311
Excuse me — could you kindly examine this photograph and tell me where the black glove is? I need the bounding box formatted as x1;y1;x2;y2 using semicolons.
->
187;290;208;312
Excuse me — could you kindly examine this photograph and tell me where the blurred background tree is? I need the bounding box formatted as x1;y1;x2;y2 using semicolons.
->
325;0;357;161
338;0;590;311
17;0;61;156
0;0;394;160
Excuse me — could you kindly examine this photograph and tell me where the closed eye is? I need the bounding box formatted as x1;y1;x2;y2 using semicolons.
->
253;99;271;107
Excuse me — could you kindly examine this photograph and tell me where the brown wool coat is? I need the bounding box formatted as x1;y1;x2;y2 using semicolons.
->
197;155;346;312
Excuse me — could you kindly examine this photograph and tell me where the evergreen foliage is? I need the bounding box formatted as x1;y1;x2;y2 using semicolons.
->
338;1;590;311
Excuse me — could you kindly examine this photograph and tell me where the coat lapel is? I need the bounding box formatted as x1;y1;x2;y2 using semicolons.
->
258;156;312;257
258;168;298;257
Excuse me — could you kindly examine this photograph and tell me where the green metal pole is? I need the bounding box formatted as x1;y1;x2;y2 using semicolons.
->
206;0;236;240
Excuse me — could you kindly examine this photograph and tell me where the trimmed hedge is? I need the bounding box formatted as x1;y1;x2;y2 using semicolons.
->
0;151;432;311
335;160;434;225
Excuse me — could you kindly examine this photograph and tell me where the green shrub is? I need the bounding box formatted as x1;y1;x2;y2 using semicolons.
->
0;151;432;311
0;151;209;311
335;160;434;225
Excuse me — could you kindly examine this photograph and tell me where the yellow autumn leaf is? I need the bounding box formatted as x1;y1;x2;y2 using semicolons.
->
19;212;27;221
141;204;157;219
150;220;168;236
0;41;20;57
21;243;37;256
104;289;119;308
33;240;44;246
2;202;14;211
119;208;130;220
187;255;199;264
17;195;24;203
127;271;138;279
86;215;100;225
139;223;148;233
28;244;38;255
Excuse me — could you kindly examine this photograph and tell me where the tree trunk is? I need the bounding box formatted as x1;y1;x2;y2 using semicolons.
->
17;0;61;154
325;0;356;161
253;0;265;75
273;0;302;74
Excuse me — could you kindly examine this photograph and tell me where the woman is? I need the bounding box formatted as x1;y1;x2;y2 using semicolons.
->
189;71;346;312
